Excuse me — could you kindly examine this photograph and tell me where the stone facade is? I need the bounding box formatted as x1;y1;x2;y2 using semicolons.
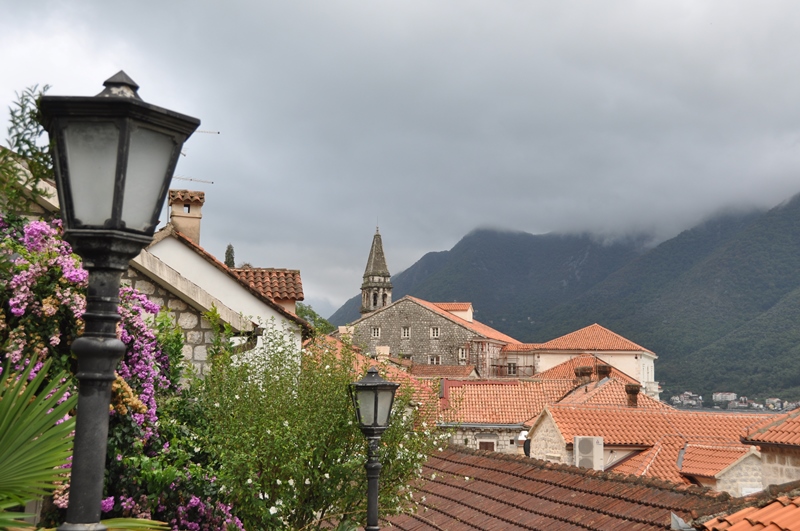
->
761;446;800;488
350;299;479;366
450;427;523;455
123;267;215;375
528;415;569;464
716;453;763;497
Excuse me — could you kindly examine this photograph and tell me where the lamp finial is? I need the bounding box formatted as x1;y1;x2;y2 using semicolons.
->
97;71;141;100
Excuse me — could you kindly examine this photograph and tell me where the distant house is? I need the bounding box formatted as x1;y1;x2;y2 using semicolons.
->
527;404;768;496
506;323;661;399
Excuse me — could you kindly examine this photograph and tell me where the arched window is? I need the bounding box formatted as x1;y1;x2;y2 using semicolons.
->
373;292;378;307
382;293;388;306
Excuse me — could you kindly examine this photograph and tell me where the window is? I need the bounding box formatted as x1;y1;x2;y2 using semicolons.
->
428;355;441;365
507;362;518;376
401;326;410;339
510;439;516;446
371;327;380;338
478;441;495;451
430;327;440;339
183;204;191;213
458;347;467;363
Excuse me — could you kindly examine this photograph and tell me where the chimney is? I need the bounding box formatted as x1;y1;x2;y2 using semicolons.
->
574;366;593;385
375;345;390;362
625;383;641;407
169;190;205;245
596;364;612;380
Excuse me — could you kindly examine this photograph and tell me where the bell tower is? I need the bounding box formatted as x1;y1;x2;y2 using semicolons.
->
360;227;392;314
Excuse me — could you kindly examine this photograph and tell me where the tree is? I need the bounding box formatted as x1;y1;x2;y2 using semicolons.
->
224;243;235;268
201;325;441;530
296;301;335;335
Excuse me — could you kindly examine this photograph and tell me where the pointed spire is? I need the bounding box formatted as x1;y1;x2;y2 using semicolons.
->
363;227;390;278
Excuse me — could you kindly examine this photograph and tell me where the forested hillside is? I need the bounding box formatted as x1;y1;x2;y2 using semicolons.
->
330;193;800;400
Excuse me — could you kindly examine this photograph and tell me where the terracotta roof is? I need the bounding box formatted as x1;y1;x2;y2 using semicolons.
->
407;296;521;344
386;446;737;531
502;342;542;352
231;268;304;302
700;494;800;530
535;353;639;384
536;323;655;354
432;302;472;312
744;407;800;446
440;379;576;426
557;378;669;409
680;443;757;479
410;365;477;378
611;436;756;485
544;404;769;448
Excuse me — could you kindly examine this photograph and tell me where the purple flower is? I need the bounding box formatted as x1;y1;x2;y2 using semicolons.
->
101;496;115;513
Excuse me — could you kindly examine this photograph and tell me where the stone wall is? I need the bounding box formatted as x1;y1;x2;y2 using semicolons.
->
123;267;215;375
716;453;763;496
449;427;522;454
761;446;800;488
528;415;569;464
352;300;476;366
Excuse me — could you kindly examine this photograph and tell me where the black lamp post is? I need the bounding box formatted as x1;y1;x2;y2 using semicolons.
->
39;71;199;531
350;367;400;531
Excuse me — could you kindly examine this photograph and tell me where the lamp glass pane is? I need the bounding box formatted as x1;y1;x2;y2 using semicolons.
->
376;389;394;427
122;126;176;232
62;121;118;226
357;389;376;426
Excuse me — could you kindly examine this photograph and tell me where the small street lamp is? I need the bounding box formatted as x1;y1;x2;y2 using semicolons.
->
39;71;199;531
350;367;400;531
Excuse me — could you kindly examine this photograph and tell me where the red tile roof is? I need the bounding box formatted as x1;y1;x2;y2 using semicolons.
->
440;379;576;426
386;446;737;531
536;323;655;354
168;189;205;203
502;342;542;352
612;434;690;485
535;353;639;384
558;378;669;409
543;404;769;448
680;443;757;479
744;408;800;446
407;296;522;345
410;365;477;378
231;268;304;302
432;302;472;312
700;494;800;530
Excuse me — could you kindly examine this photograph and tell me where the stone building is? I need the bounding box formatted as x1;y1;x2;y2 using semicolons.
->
335;295;520;374
744;407;800;489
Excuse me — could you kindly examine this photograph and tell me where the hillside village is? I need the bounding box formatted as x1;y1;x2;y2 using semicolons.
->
329;228;800;527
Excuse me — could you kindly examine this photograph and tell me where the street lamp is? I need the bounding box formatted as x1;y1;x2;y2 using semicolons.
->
350;367;400;531
39;71;199;531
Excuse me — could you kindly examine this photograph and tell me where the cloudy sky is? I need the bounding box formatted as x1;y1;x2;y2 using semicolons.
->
4;1;800;316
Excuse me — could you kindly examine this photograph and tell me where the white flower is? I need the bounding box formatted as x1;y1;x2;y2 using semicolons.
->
325;365;330;370
431;473;436;480
276;499;283;506
283;420;289;427
438;447;443;452
269;506;278;515
259;492;264;500
246;478;252;485
421;496;426;503
288;479;294;487
324;473;330;479
276;479;282;485
234;394;240;400
194;447;201;453
305;478;311;485
214;402;220;408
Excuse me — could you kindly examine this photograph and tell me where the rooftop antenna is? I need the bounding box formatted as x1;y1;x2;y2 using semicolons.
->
173;175;215;184
181;129;221;156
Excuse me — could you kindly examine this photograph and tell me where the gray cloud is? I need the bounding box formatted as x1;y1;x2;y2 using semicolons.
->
4;1;800;316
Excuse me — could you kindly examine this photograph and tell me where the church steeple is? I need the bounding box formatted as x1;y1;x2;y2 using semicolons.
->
360;227;392;314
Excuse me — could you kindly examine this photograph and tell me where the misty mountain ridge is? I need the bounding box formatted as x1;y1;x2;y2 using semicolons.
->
329;195;800;399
